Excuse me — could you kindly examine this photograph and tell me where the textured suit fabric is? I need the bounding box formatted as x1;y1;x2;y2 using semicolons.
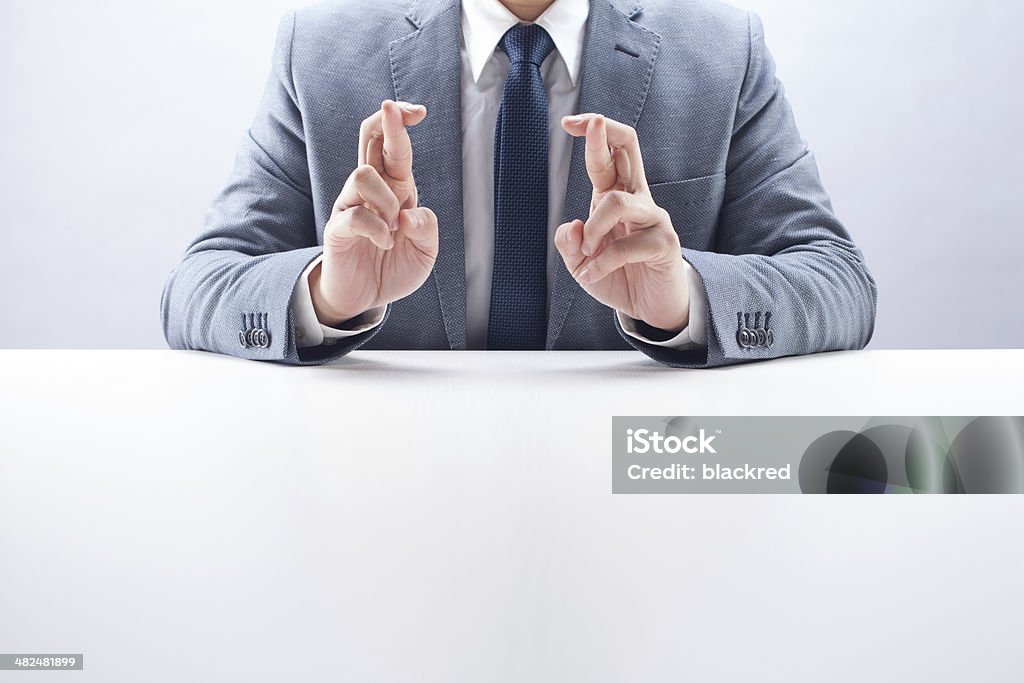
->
160;0;878;367
489;24;556;350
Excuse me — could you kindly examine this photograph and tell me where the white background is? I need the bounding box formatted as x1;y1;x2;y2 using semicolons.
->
1;0;1021;349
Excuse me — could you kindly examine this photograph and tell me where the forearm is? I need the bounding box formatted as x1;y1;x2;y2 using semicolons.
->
691;241;875;356
161;246;382;365
291;255;388;349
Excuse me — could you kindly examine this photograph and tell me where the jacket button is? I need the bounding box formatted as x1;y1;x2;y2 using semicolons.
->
736;329;748;349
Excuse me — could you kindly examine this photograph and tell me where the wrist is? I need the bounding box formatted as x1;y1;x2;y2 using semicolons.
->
640;285;690;335
640;306;689;336
308;262;361;327
641;258;691;333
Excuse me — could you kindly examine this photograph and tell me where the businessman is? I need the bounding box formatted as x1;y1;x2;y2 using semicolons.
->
161;0;877;367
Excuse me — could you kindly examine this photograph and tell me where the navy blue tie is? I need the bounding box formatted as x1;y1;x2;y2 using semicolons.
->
487;24;556;351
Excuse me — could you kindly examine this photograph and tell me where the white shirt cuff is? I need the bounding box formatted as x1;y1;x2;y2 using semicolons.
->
618;258;708;350
290;255;387;348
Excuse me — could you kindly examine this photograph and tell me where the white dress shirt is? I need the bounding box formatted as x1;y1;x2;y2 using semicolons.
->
292;0;708;350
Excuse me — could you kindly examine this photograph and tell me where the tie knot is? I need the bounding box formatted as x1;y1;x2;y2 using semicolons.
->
500;23;555;68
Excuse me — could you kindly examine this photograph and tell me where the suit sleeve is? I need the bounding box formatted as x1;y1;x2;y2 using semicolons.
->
617;11;878;368
159;11;387;365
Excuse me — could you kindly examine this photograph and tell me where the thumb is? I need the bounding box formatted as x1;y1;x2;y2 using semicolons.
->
554;220;586;275
398;207;439;257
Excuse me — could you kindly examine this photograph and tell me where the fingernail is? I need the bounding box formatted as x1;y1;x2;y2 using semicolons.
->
581;243;592;257
564;115;584;124
400;102;424;112
578;267;592;284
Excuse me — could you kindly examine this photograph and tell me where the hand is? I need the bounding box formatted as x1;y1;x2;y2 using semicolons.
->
555;114;690;333
310;100;440;326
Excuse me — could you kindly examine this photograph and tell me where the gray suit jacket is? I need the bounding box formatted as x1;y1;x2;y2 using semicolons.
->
161;0;877;367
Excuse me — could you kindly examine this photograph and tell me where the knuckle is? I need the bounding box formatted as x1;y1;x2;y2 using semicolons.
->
352;164;376;183
324;215;349;242
356;206;386;230
323;217;340;238
609;239;629;261
605;191;629;210
383;146;412;162
656;229;677;251
360;113;379;131
346;205;370;226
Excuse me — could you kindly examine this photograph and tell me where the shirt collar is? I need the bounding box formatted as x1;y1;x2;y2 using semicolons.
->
461;0;590;86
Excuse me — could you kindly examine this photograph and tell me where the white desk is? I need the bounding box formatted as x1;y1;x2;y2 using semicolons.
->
1;350;1022;682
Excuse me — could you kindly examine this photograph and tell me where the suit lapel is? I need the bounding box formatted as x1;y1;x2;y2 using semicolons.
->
546;0;662;349
390;1;468;350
